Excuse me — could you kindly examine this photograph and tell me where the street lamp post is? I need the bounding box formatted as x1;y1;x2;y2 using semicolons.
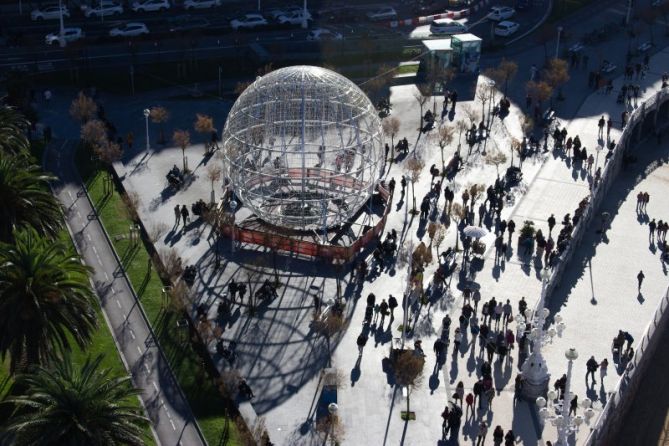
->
556;26;563;59
487;79;496;126
519;268;556;399
327;403;338;445
58;0;66;47
301;0;309;29
143;108;150;153
536;348;595;446
594;144;603;173
229;199;238;253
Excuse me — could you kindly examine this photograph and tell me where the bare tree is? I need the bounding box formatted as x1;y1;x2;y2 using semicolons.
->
485;148;508;178
437;125;455;172
148;221;169;243
475;81;491;124
120;190;141;222
455;120;468;154
393;350;425;419
94;139;123;193
80;119;107;147
468;183;485;206
451;202;465;251
510;137;521;168
433;224;446;254
414;89;430;130
173;129;191;172
496;59;518;97
543;58;570;102
194;113;214;141
525;80;553;112
206;164;222;203
382;116;401;159
406;156;425;214
461;104;480;128
69;91;97;123
150;106;169;144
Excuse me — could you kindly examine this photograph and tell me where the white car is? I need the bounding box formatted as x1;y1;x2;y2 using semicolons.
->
306;28;343;41
494;20;519;36
430;18;468;35
366;6;397;21
230;13;268;30
82;1;123;17
31;4;70;20
45;27;84;45
277;10;312;25
131;0;169;12
110;22;149;37
488;6;515;21
183;0;220;10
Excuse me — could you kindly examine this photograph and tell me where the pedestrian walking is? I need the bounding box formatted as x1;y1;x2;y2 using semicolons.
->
174;204;181;226
388;295;398;318
649;219;657;241
600;357;609;380
454;381;465;407
607;117;613;138
598;115;605;138
507;219;515;243
547;214;556;236
180;204;190;226
379;299;389;326
502;300;512;325
493;425;504;446
441;405;451;438
637;270;645;290
494;302;503;329
586;355;599;384
569;395;578;416
643;192;650;211
504;430;515;446
453;328;463;355
465;392;475;418
477;421;488;446
518;296;527;316
474;379;484;409
356;333;368;355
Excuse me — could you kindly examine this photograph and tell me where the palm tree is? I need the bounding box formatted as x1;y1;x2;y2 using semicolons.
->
4;354;147;446
0;154;63;242
0;105;31;156
0;228;97;373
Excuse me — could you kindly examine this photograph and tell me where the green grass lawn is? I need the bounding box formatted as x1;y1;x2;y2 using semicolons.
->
76;148;241;445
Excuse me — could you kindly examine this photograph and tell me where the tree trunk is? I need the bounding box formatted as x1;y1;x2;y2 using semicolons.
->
411;180;417;213
182;148;187;172
455;223;460;251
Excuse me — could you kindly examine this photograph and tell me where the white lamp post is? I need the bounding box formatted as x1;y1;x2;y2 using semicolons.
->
487;79;496;126
556;27;563;59
302;0;308;29
520;268;553;399
537;348;592;446
143;108;150;153
594;144;603;173
229;199;238;253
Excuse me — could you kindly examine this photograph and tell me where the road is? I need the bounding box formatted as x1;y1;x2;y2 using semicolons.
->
43;138;206;446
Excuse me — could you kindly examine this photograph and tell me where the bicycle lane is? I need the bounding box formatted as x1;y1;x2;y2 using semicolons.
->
43;138;206;446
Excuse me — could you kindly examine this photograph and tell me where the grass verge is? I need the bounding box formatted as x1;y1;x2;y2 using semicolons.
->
76;148;241;446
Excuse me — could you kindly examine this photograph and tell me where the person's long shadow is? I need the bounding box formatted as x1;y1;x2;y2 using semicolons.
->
351;355;362;387
449;351;459;383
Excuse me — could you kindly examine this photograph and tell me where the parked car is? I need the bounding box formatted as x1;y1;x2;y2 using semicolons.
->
45;27;83;45
31;4;69;20
267;6;301;20
366;6;397;21
430;18;468;35
230;13;268;30
183;0;220;10
488;6;515;21
131;0;169;12
109;22;149;37
494;20;519;36
277;10;312;25
306;27;343;41
82;1;123;18
167;15;209;32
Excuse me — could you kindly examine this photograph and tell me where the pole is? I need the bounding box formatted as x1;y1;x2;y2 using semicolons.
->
145;115;150;152
218;66;222;97
555;27;563;59
257;0;260;10
19;0;22;15
58;0;65;47
302;0;308;29
625;0;632;25
520;270;551;398
130;65;135;95
557;352;576;446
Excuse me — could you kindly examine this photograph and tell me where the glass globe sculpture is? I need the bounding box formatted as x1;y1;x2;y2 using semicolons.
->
222;65;384;230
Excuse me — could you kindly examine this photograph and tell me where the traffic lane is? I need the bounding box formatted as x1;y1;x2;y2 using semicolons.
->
462;0;549;43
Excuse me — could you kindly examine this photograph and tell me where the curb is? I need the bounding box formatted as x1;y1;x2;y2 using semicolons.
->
506;0;554;46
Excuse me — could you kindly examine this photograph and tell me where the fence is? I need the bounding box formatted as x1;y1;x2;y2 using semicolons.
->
532;87;669;444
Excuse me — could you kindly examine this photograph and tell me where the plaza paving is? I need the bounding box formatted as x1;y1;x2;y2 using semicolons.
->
110;48;669;446
33;34;669;446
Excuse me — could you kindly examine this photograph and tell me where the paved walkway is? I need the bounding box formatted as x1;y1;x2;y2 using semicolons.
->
43;139;205;446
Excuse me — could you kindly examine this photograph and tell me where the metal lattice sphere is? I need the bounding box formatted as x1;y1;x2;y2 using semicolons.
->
222;65;384;230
